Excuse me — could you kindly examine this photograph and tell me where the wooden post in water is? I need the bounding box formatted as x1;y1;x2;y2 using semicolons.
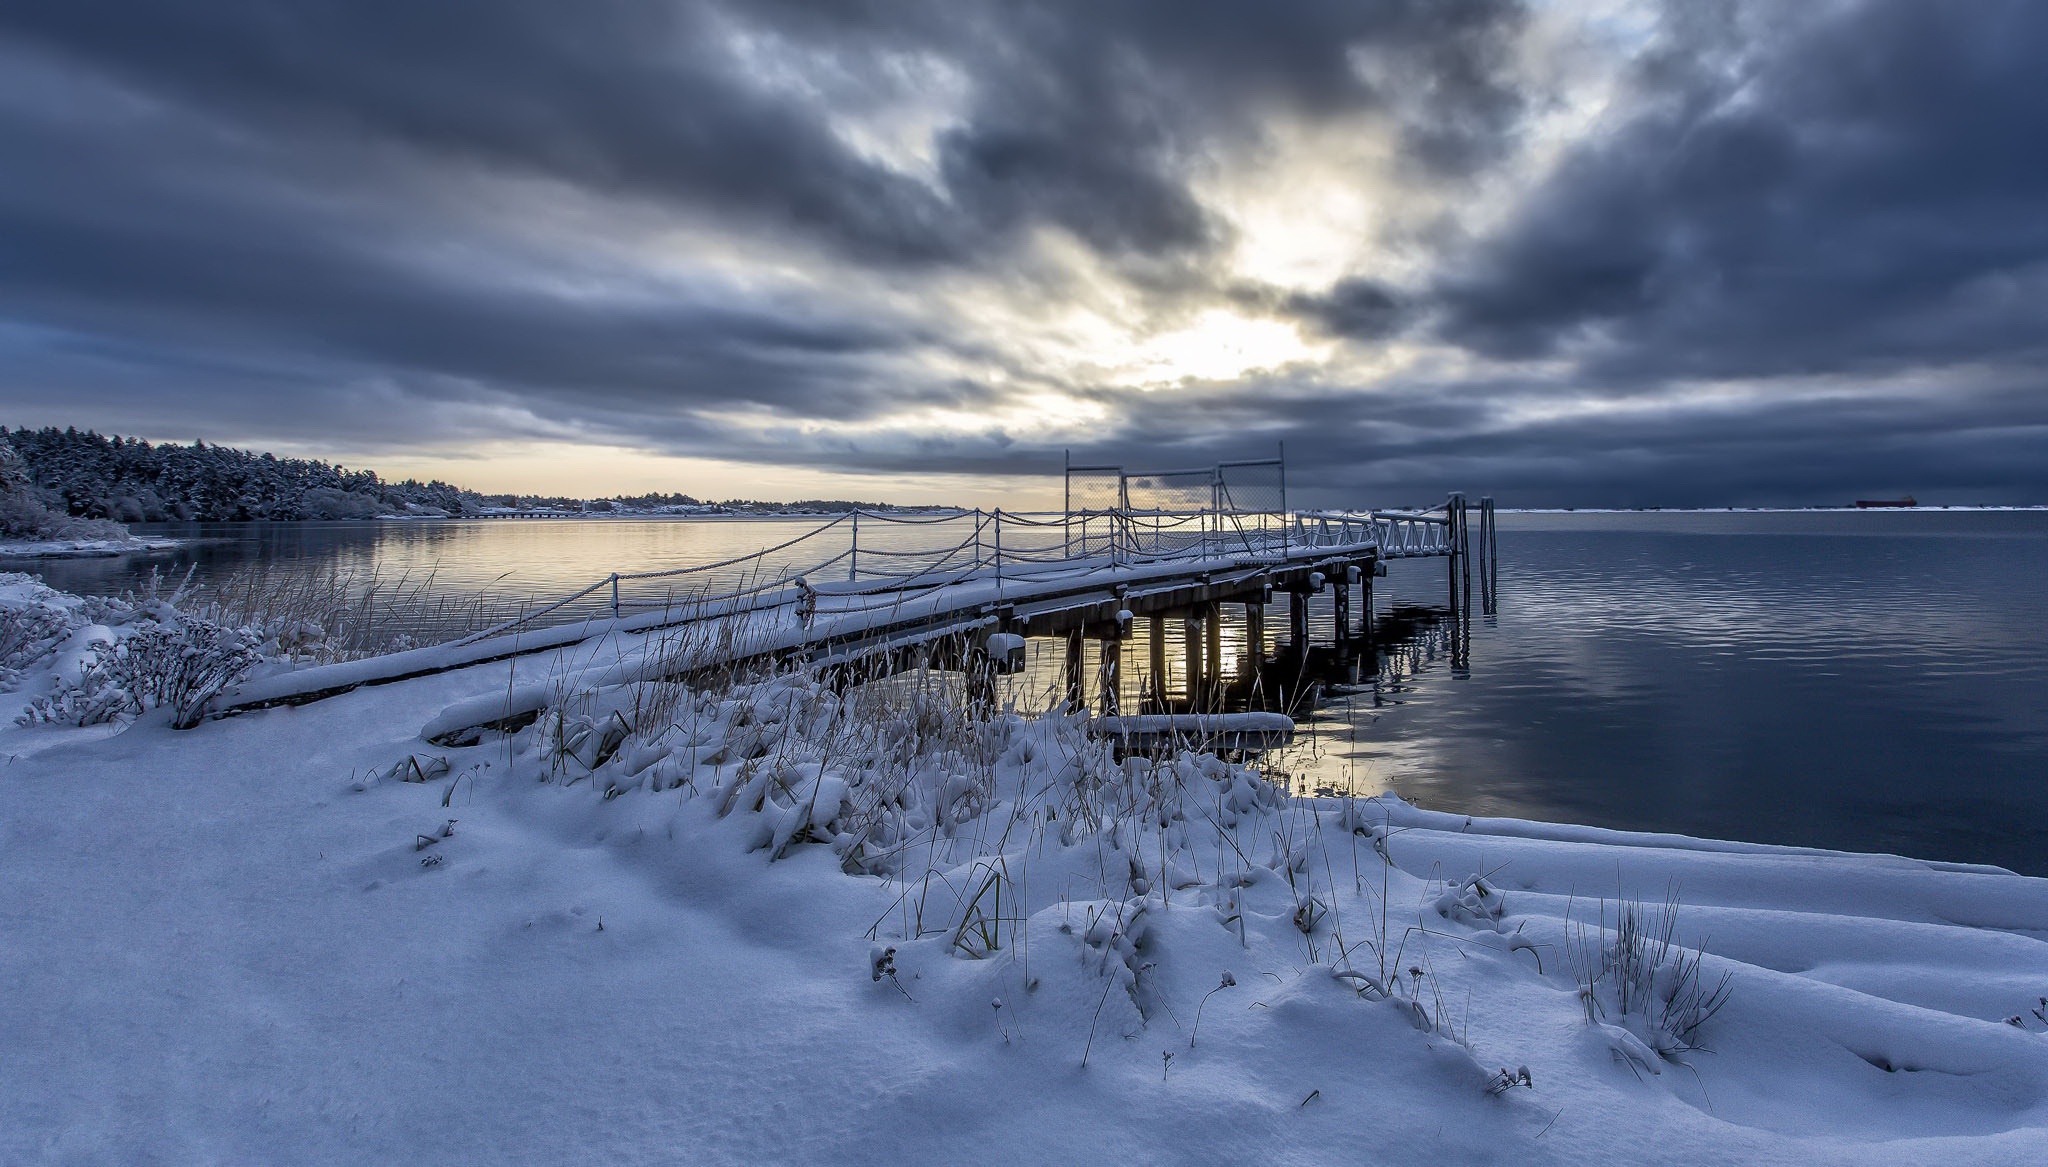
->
1245;601;1265;674
1459;495;1472;593
1445;493;1462;619
1362;567;1375;640
966;636;997;709
1479;496;1498;616
1064;628;1085;713
1333;572;1352;645
1098;629;1122;715
1288;589;1310;654
1183;611;1204;712
1204;602;1222;709
1147;616;1167;713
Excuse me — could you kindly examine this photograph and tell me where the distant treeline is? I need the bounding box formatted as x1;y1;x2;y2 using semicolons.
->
5;427;483;521
3;427;940;525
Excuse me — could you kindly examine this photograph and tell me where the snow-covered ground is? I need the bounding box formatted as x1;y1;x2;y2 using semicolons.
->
3;576;2045;1165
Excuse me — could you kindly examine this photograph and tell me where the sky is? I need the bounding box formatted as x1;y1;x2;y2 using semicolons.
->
1;0;2044;508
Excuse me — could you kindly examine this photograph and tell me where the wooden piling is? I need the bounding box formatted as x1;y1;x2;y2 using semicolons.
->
1459;494;1472;592
1148;616;1166;713
1245;601;1265;671
1065;628;1085;712
1333;575;1351;643
1098;631;1122;715
1204;602;1222;708
1479;496;1498;616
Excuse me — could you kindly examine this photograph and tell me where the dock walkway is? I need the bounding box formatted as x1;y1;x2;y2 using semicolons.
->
201;492;1497;729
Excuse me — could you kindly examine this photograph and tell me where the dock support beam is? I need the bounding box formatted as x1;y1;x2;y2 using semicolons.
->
1098;631;1122;715
1446;492;1466;620
1479;496;1498;616
1289;590;1310;652
1183;611;1205;711
1147;616;1166;713
967;639;996;708
1204;602;1223;710
1334;574;1352;644
1064;629;1085;713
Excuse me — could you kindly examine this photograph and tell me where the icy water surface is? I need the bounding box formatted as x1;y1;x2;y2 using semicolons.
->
12;511;2046;874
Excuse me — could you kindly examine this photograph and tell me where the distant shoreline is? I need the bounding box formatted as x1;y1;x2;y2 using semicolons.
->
1498;504;2048;514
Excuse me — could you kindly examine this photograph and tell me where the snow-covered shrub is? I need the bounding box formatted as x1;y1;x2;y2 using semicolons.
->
1434;874;1505;926
0;491;131;542
21;615;263;729
0;602;73;690
1568;893;1733;1062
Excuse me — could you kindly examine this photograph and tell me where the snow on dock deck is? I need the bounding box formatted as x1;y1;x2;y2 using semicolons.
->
206;532;1395;720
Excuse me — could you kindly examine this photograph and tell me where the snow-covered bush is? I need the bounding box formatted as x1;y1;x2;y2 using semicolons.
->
0;492;131;543
21;615;263;729
0;601;74;690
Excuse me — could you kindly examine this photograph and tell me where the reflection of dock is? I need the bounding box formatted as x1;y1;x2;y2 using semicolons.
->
201;455;1498;733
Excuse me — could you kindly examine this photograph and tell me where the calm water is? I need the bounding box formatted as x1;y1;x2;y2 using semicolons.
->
11;511;2046;874
1334;511;2048;876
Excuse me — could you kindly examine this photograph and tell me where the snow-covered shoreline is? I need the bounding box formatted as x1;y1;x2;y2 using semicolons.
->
3;576;2044;1164
0;534;181;559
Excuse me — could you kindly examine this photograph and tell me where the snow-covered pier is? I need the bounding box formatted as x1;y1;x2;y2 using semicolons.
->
200;458;1499;729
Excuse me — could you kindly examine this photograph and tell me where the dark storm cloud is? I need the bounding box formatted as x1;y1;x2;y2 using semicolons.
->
927;0;1528;257
1274;278;1413;341
0;0;1531;459
2;0;1528;267
1429;0;2048;384
0;0;2043;505
0;0;963;264
0;45;959;434
765;370;2048;508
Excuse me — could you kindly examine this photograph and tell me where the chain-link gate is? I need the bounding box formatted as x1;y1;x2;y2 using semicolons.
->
1063;448;1287;561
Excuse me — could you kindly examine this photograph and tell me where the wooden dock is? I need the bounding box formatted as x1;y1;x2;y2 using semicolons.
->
197;467;1498;734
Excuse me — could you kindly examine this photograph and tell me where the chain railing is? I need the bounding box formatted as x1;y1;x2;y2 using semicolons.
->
447;497;1467;649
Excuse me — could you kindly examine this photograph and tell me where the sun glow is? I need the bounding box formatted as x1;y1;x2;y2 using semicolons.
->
1110;310;1327;388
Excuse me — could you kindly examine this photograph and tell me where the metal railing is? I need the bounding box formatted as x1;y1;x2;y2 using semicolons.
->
1290;505;1456;557
446;497;1466;649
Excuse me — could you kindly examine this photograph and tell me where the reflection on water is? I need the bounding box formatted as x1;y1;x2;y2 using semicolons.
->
10;511;2046;874
1317;511;2048;876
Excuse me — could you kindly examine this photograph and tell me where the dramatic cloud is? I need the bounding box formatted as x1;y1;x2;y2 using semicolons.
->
0;0;2041;504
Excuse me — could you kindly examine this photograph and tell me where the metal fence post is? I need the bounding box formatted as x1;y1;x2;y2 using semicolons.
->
610;573;620;618
1063;450;1071;559
849;510;860;581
